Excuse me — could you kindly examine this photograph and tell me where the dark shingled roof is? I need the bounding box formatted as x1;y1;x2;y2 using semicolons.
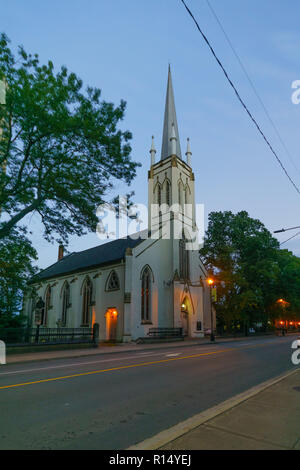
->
30;231;147;284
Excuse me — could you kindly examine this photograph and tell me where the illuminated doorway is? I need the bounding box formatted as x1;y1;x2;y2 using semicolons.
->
181;296;191;337
106;308;118;341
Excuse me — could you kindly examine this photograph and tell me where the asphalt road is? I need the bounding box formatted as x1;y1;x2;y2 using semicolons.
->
0;335;297;449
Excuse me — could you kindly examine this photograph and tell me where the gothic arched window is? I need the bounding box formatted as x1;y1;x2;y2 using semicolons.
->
82;277;92;326
106;270;120;291
166;181;170;206
178;182;183;210
185;184;191;206
61;282;70;326
158;184;162;207
141;266;153;322
179;235;190;281
42;285;51;326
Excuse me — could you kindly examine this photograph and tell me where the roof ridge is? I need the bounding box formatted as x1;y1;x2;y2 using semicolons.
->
29;230;148;284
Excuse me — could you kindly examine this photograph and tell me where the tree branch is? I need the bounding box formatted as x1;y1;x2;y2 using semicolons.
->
0;198;41;239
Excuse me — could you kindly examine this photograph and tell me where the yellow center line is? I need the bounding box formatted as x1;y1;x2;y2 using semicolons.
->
0;344;259;391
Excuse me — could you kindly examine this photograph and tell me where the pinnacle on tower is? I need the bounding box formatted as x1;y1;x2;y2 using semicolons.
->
150;135;156;166
186;138;192;166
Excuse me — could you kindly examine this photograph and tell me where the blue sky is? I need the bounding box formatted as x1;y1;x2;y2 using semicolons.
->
2;0;300;268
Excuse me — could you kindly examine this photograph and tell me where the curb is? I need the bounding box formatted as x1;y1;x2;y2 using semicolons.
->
127;368;299;450
5;333;293;366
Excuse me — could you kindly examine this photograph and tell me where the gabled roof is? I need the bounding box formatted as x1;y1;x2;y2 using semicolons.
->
30;230;148;284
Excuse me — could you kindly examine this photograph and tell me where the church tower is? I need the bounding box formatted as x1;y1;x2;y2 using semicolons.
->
146;66;204;334
148;66;197;244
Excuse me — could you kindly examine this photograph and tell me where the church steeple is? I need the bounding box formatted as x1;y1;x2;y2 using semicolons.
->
149;67;196;236
161;66;182;160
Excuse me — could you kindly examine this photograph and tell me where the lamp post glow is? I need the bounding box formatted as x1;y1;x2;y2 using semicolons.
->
277;298;289;334
207;278;215;342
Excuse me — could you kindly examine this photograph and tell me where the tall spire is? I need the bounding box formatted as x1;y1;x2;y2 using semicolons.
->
161;66;182;160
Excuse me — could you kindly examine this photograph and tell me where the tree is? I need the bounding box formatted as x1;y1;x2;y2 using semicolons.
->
0;33;140;243
200;211;284;333
0;229;37;327
270;249;300;322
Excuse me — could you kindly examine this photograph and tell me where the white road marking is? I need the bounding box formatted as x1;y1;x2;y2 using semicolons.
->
0;352;171;377
138;352;158;356
166;353;181;357
1;337;287;378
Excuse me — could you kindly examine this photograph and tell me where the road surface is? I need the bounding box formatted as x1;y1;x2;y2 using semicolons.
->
0;335;296;449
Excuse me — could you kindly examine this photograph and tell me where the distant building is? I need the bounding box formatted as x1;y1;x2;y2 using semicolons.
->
24;68;213;342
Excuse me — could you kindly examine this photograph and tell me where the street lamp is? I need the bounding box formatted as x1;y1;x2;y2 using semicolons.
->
274;225;300;234
207;278;215;342
35;297;45;343
276;298;290;335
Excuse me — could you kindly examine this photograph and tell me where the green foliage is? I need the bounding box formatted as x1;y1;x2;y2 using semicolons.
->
0;229;37;327
271;250;300;321
200;211;300;332
0;33;140;322
0;33;140;243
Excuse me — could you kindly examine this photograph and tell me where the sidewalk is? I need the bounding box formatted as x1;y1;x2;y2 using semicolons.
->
5;337;214;364
5;333;295;365
140;369;300;450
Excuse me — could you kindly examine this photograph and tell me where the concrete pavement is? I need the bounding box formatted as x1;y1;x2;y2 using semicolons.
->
131;369;300;450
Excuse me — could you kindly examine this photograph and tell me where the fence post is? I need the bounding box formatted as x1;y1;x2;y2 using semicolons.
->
35;325;40;344
93;323;99;347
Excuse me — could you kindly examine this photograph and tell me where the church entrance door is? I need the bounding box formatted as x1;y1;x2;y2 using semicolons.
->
181;311;189;336
106;308;118;341
181;297;190;337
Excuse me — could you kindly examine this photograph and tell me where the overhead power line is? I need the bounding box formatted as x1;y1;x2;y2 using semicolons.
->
180;0;300;196
205;0;300;180
280;231;300;246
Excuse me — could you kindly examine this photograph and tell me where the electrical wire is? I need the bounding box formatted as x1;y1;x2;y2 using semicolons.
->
180;0;300;196
280;230;300;246
205;0;300;180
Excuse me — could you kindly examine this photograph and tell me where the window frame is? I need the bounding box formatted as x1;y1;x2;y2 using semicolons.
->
141;266;153;324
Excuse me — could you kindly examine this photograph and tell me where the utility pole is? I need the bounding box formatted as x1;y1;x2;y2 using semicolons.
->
207;278;215;342
0;79;6;215
274;226;300;234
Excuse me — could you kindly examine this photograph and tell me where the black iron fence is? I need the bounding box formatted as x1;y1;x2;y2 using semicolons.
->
0;326;99;347
147;328;184;339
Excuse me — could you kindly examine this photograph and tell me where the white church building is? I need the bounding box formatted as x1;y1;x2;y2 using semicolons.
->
25;68;213;342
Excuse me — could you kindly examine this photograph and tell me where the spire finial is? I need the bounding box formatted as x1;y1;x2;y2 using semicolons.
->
161;67;182;160
150;135;156;165
186;137;192;166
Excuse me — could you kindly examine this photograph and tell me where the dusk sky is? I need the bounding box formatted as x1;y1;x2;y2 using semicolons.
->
2;0;300;268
